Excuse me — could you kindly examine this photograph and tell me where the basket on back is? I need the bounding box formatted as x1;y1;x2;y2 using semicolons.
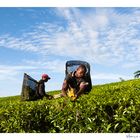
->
21;73;38;101
66;60;92;93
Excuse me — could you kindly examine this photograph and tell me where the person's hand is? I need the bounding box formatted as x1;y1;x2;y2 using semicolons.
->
48;95;54;100
70;93;78;101
45;94;54;100
80;82;89;88
61;93;67;97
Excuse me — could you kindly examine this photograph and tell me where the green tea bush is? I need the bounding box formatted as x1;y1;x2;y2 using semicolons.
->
0;79;140;132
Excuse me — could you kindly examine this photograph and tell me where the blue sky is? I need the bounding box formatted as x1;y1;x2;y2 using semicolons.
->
0;7;140;97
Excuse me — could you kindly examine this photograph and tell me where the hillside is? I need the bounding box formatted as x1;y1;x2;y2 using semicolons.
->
0;79;140;133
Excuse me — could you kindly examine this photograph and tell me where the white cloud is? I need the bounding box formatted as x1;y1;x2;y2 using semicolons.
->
0;65;38;80
23;59;65;73
1;8;140;66
0;35;38;52
53;8;140;66
122;63;139;69
1;8;140;96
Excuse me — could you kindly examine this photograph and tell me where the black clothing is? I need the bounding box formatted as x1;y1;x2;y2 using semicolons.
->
62;72;88;93
35;79;53;100
36;79;46;99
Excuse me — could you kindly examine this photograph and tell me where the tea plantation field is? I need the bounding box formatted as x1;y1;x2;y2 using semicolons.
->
0;79;140;133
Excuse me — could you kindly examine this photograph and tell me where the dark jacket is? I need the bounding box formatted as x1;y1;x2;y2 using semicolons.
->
36;79;46;99
62;72;88;92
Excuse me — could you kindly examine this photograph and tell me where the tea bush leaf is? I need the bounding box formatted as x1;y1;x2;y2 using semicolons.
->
0;79;140;132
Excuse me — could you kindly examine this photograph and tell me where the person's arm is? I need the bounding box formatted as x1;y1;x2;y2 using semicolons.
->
61;73;73;97
61;80;68;97
75;82;89;98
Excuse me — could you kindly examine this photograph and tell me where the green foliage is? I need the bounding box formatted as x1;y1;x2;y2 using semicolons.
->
0;79;140;133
